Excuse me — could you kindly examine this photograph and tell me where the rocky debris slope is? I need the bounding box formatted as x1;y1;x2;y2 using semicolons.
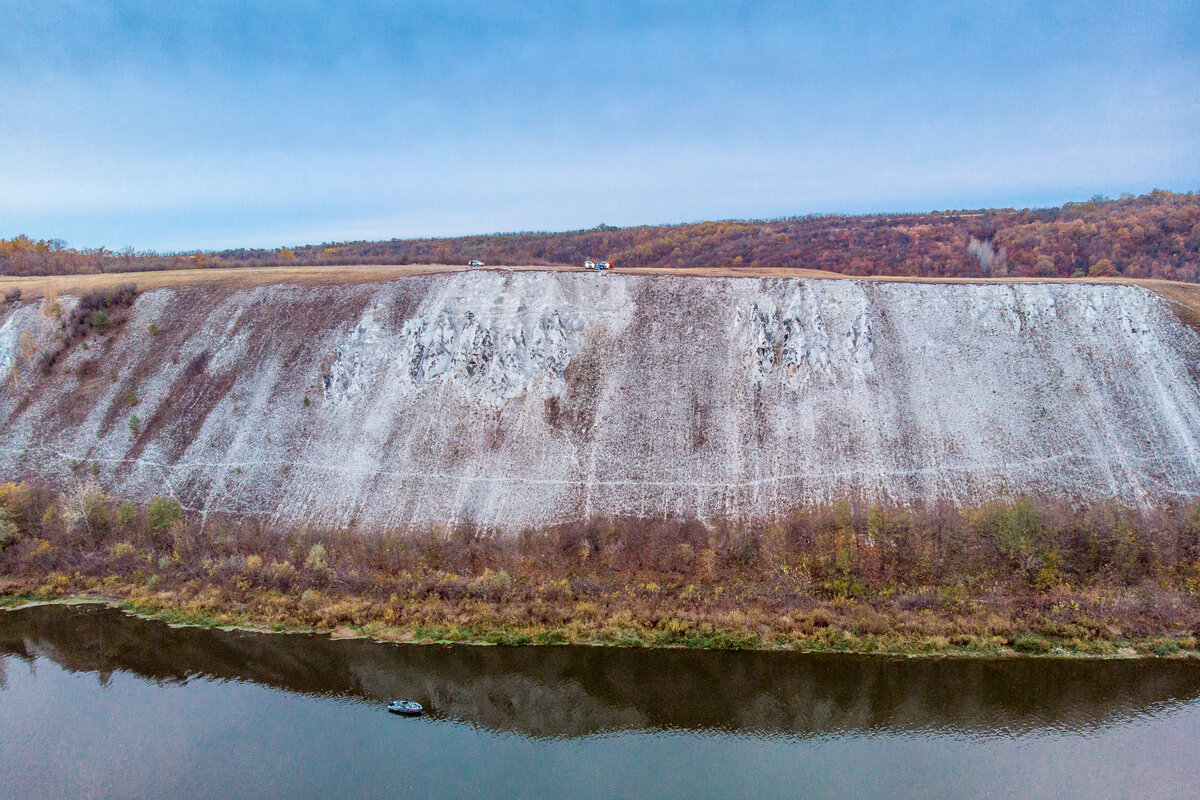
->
1;271;1198;531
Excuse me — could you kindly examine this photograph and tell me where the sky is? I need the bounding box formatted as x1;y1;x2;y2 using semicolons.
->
1;0;1198;252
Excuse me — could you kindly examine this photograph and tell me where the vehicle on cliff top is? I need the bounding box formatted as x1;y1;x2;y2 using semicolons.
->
585;260;612;270
468;259;484;266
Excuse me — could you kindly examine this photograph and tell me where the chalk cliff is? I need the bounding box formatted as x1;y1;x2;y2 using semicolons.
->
1;271;1198;529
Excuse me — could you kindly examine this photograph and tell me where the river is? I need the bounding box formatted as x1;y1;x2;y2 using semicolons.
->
1;604;1198;799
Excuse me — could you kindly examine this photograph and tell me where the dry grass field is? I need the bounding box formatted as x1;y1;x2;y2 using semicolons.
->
1138;279;1200;329
0;263;496;299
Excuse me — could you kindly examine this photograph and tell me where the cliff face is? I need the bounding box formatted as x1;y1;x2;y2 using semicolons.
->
1;271;1198;530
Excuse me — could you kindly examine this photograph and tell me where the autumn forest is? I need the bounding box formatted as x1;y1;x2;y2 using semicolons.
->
3;190;1199;282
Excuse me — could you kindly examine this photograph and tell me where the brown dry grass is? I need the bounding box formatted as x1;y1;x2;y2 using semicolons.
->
0;264;495;299
1136;280;1200;330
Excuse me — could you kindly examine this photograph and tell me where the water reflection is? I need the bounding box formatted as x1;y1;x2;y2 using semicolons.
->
2;603;1199;740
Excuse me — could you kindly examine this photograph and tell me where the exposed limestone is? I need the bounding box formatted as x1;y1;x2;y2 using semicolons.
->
322;277;609;405
0;313;18;378
323;303;390;403
735;282;872;386
0;271;1198;531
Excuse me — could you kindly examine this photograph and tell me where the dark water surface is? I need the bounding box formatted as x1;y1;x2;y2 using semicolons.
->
2;605;1199;799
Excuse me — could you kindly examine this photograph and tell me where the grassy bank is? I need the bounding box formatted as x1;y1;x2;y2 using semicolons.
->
2;480;1199;657
2;582;1198;658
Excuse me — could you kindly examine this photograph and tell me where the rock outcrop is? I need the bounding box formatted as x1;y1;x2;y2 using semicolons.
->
1;271;1198;530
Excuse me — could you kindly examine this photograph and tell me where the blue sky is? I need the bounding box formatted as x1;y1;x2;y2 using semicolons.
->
2;1;1198;251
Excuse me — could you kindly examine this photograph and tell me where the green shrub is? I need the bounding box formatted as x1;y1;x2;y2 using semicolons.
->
128;415;141;435
90;310;109;328
979;499;1042;566
304;543;329;573
1153;641;1180;657
467;569;513;600
82;490;109;533
111;541;136;559
732;536;760;567
1013;634;1054;654
822;576;866;599
115;500;138;529
0;509;18;549
147;496;183;535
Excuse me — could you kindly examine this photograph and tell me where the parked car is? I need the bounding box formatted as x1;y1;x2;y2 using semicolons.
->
468;259;485;267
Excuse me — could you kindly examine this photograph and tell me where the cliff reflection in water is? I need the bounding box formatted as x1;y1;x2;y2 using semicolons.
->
3;604;1199;740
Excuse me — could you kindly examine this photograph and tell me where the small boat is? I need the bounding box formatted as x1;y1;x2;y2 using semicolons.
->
387;700;424;716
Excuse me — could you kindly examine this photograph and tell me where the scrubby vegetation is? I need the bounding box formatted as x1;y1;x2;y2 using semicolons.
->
3;191;1199;282
37;283;137;374
1;479;1197;656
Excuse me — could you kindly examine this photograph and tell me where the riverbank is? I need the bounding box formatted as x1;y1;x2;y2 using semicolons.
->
3;579;1197;659
3;482;1199;658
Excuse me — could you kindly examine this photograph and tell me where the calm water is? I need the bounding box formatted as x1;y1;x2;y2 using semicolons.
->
2;605;1199;799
